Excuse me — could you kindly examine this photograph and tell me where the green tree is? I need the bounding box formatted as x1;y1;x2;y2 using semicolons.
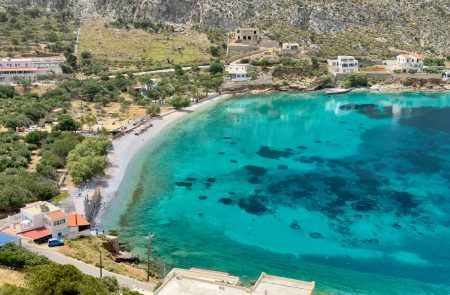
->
209;59;224;74
54;115;80;131
209;46;221;57
0;84;17;98
259;58;270;69
24;131;48;147
174;64;184;76
67;137;111;184
171;95;191;109
79;115;97;133
146;103;161;117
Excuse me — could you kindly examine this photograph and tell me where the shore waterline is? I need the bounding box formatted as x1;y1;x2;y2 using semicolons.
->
101;91;450;294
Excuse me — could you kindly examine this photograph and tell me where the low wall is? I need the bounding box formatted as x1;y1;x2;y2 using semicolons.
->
393;73;442;79
227;44;259;52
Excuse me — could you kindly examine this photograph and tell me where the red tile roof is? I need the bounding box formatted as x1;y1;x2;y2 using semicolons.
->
46;210;65;220
20;227;52;240
399;53;423;60
0;67;38;72
67;213;90;227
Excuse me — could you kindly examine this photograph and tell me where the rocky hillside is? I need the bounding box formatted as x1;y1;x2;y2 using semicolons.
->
1;0;449;56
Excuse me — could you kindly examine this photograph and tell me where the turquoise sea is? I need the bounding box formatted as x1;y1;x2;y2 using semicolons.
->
101;91;450;294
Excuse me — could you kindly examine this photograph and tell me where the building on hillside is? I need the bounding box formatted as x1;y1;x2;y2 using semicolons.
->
12;201;82;243
327;56;359;74
17;201;61;233
44;210;68;239
442;70;450;81
382;53;424;73
281;43;300;55
234;28;260;45
0;57;64;83
67;213;91;239
225;64;256;82
154;268;315;295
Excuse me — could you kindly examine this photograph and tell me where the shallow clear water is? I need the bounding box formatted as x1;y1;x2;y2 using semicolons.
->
102;91;450;294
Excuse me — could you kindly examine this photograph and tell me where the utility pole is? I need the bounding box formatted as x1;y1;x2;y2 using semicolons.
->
147;232;154;282
99;250;103;278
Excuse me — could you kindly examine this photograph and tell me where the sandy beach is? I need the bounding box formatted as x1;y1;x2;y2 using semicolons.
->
89;94;229;223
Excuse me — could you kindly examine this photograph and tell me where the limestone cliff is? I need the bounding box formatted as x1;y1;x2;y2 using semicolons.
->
1;0;449;54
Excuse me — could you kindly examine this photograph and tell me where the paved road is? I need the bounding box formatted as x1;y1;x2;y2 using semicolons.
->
24;242;155;294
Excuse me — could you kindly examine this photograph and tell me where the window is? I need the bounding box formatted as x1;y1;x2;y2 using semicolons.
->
57;232;62;237
53;219;66;226
254;31;257;34
248;36;251;40
243;36;247;40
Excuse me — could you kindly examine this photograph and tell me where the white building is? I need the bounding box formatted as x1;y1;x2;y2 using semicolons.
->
442;70;450;81
0;57;64;83
327;56;359;73
18;201;60;233
154;268;315;295
225;64;255;82
281;43;300;55
13;201;84;242
383;53;424;73
44;210;68;239
395;53;424;73
67;213;91;239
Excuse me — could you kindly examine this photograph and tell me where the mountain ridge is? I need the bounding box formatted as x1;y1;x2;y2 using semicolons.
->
1;0;449;55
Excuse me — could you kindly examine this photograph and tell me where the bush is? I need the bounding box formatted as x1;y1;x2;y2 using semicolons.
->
0;84;16;99
408;69;417;74
171;95;191;109
423;57;445;67
425;66;440;74
342;73;368;88
146;103;161;117
27;264;112;295
0;244;50;269
209;59;224;74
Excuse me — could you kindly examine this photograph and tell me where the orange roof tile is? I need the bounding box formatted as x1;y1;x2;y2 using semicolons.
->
20;227;52;240
46;210;65;220
67;213;90;227
411;53;423;60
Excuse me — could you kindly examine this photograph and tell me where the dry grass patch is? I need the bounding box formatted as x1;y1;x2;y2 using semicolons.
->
0;268;25;287
79;19;211;72
57;236;154;283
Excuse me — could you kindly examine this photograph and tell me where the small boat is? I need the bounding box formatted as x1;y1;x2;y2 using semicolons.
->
326;88;353;95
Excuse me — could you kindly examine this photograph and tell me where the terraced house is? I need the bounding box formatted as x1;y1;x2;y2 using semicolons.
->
0;57;64;83
327;56;359;74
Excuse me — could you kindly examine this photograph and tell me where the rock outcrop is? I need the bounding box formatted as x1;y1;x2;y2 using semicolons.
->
1;0;449;53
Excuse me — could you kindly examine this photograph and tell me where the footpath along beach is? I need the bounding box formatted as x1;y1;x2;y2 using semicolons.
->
88;93;229;223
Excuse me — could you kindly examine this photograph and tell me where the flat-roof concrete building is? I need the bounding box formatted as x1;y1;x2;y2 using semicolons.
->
234;28;260;45
154;268;315;295
0;57;64;83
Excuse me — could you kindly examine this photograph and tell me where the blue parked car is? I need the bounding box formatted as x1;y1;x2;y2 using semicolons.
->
48;238;65;247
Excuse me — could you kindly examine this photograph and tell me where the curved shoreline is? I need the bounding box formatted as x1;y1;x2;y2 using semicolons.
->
92;88;450;224
94;94;230;223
